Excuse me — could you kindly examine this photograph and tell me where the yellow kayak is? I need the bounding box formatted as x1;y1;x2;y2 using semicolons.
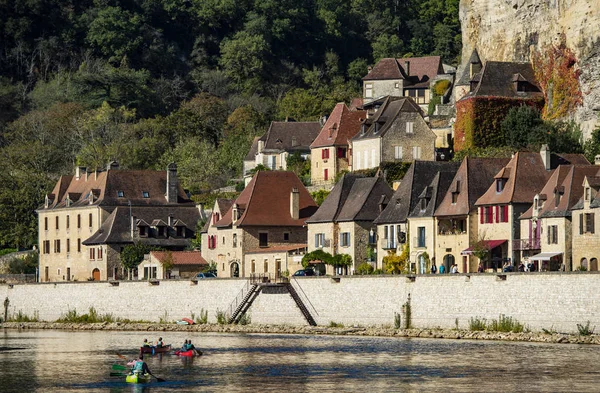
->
126;373;152;384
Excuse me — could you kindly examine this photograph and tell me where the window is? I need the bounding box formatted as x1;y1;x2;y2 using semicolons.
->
77;238;81;252
340;232;350;247
412;146;421;159
585;187;591;201
89;248;95;260
497;205;509;223
77;214;81;229
420;198;427;211
158;226;165;237
324;169;329;181
417;227;426;247
222;236;225;245
264;260;269;273
321;149;330;159
233;233;237;248
43;240;50;254
55;216;59;230
585;213;595;234
315;233;325;248
283;233;289;241
44;217;48;231
398;228;406;243
139;226;146;236
117;191;124;198
66;239;70;253
496;178;506;193
337;147;346;158
406;122;414;134
451;193;458;204
395;82;400;88
98;247;103;259
88;213;93;227
394;146;403;160
547;225;558;244
365;83;373;98
54;239;61;253
418;89;425;97
176;226;184;237
251;260;256;273
389;225;395;248
259;232;268;248
480;206;494;224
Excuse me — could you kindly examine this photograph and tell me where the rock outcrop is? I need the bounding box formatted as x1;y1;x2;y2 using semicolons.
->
459;0;600;137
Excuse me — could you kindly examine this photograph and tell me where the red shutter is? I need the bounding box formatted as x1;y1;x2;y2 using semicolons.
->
324;169;328;180
495;206;499;223
480;207;483;224
321;149;325;159
503;205;509;222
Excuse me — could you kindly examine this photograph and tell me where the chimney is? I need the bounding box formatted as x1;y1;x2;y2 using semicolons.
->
107;161;119;171
595;155;600;166
404;61;410;76
75;166;86;180
257;140;265;154
290;188;300;220
367;66;373;73
540;144;551;170
232;203;238;223
166;163;179;203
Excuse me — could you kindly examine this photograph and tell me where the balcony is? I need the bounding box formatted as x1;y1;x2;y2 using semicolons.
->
382;241;397;250
513;238;541;251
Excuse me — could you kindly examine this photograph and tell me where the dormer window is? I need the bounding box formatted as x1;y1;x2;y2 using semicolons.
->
420;198;427;211
139;226;146;236
496;178;506;193
534;197;539;210
142;191;149;198
291;136;297;147
117;191;124;198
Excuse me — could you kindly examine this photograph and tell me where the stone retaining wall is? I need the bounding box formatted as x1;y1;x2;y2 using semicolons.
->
2;272;600;334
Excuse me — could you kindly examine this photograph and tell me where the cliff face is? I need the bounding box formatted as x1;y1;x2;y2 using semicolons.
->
459;0;600;137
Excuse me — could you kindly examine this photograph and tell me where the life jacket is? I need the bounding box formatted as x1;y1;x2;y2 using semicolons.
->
185;343;193;350
132;360;145;373
156;341;163;347
143;342;150;347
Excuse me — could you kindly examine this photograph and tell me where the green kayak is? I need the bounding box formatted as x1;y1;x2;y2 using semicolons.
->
126;373;152;384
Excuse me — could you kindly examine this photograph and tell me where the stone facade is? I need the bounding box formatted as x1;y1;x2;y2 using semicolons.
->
311;147;350;186
351;137;381;171
244;247;306;278
434;213;479;273
380;112;435;163
408;216;435;274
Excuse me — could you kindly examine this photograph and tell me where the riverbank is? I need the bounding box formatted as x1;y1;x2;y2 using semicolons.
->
3;321;599;345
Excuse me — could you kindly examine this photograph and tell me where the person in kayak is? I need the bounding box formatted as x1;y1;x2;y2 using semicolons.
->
180;339;188;351
187;339;202;355
156;337;164;348
130;354;151;375
142;338;151;347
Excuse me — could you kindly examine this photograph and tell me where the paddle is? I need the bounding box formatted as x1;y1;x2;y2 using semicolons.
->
112;364;128;371
117;352;166;382
150;373;166;383
110;371;127;377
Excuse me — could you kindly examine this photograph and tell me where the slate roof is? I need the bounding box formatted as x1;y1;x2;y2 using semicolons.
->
435;157;510;217
244;136;261;161
521;165;597;218
150;251;208;266
456;49;482;86
351;96;424;142
464;61;543;99
310;103;366;148
259;121;321;153
306;175;393;223
374;161;460;224
215;171;318;228
409;170;458;218
363;56;444;88
42;165;194;210
83;205;200;246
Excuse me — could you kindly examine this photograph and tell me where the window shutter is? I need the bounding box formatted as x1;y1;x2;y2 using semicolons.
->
592;214;595;234
495;206;499;223
480;207;483;224
503;205;509;222
547;226;551;244
580;214;584;234
315;233;319;247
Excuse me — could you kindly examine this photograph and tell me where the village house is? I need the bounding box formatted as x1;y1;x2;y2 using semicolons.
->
351;96;436;171
310;103;366;186
362;56;445;110
139;250;208;280
433;157;510;273
305;174;393;274
454;58;544;151
201;171;318;278
243;120;321;180
519;164;596;271
570;161;600;271
38;162;200;282
473;147;588;269
373;161;459;270
453;49;482;103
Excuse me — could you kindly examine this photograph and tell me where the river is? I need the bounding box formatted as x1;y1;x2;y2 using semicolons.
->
0;329;599;392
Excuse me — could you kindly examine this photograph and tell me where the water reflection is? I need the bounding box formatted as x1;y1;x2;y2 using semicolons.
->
1;329;600;392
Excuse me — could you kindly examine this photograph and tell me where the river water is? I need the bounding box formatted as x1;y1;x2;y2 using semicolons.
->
1;329;599;392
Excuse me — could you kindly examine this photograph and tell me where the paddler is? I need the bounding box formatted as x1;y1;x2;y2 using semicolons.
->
156;337;164;348
142;338;151;347
130;354;151;375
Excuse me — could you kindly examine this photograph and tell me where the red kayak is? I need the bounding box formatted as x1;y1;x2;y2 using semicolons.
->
175;349;195;357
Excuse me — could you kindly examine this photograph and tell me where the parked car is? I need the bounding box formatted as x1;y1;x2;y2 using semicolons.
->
196;272;217;279
293;269;315;277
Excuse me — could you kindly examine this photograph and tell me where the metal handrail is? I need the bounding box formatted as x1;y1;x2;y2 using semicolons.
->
290;276;319;316
227;279;252;318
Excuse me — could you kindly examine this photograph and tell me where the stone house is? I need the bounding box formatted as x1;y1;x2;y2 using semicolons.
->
454;60;544;151
243;120;321;179
453;49;482;103
519;164;596;271
433;157;510;273
407;167;459;274
306;174;392;274
351;96;436;171
139;251;208;279
244;244;308;278
38;162;200;282
570;164;600;271
362;56;445;109
473;148;588;269
200;171;318;278
373;161;459;270
310;103;366;186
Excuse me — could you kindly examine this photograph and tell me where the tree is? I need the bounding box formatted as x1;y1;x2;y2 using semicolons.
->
583;121;600;163
120;243;149;280
501;106;549;150
383;243;409;274
302;249;333;268
219;31;270;92
7;252;38;274
161;250;175;278
331;253;353;275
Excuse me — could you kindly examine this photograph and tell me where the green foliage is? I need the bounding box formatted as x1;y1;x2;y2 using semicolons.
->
0;249;17;257
120;243;149;273
577;321;595;336
394;312;402;329
159;310;169;324
433;79;451;96
488;314;525;333
215;310;228;325
583;121;600;163
7;252;38;274
310;189;331;206
56;307;119;323
332;254;353;267
329;321;344;328
356;262;374;275
469;317;487;331
8;310;40;323
195;309;209;325
286;152;311;184
237;312;251;325
383;244;409;274
302;249;333;268
379;162;411;186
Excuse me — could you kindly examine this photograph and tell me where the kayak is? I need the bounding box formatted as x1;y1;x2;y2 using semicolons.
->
140;344;172;354
174;349;197;357
126;373;152;384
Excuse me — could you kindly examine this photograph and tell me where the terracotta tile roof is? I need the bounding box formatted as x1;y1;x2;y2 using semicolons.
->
150;251;208;266
435;157;510;217
310;103;367;148
374;161;460;224
351;96;424;141
363;56;443;88
245;243;308;254
260;121;321;153
349;98;364;111
464;61;543;99
216;171;318;228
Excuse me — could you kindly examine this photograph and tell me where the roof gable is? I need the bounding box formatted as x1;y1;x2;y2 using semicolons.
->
262;121;321;152
363;56;442;85
310;103;366;148
466;61;542;99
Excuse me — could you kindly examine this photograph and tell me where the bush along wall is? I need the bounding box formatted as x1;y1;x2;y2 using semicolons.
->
454;96;544;151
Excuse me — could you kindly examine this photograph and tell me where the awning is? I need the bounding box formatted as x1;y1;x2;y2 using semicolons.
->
461;240;507;255
530;252;562;261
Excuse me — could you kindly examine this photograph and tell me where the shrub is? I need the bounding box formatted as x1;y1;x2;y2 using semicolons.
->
237;312;251;325
433;79;451;96
195;309;208;324
216;309;227;324
329;321;344;328
469;317;487;331
9;310;39;322
356;262;374;275
394;312;401;329
577;321;595;336
487;314;525;333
